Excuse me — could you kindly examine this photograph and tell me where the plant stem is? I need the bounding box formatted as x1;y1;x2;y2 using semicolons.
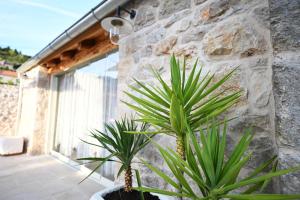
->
176;135;185;160
125;166;133;192
176;135;185;200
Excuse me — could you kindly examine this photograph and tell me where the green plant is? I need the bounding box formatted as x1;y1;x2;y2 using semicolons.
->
136;122;300;200
124;55;241;160
7;80;14;85
78;116;151;192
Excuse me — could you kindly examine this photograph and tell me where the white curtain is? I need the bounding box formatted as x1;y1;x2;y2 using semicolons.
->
54;53;118;180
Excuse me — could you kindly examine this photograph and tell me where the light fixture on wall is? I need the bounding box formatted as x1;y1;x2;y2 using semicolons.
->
101;6;136;45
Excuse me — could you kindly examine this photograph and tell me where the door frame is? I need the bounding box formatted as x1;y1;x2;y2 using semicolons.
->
45;61;116;186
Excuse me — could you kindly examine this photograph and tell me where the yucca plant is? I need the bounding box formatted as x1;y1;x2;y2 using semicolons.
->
78;117;151;192
124;55;241;159
136;121;300;200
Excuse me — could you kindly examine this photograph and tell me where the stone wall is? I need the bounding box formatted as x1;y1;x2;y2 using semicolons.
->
16;67;50;155
0;84;19;136
270;0;300;194
118;0;280;193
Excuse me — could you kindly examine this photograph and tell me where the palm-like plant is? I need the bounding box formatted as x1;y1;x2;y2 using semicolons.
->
124;55;241;159
136;122;300;200
78;117;150;192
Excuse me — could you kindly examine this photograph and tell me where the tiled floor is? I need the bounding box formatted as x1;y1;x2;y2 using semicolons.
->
0;155;105;200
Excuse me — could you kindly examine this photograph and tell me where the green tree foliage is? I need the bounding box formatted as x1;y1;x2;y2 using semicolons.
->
0;46;30;70
7;80;15;85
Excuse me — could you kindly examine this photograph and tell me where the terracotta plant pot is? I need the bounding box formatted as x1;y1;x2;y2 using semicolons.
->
90;185;171;200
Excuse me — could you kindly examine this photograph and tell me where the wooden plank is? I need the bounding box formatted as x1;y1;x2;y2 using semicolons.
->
60;49;78;61
48;39;116;74
38;22;116;74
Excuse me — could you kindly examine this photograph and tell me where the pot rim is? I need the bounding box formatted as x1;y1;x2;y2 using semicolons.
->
90;184;171;200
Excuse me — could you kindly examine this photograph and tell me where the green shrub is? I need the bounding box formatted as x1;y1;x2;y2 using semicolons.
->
78;116;151;192
137;121;300;200
7;80;15;85
124;55;241;160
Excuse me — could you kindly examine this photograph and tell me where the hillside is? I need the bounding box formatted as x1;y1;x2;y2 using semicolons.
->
0;46;31;70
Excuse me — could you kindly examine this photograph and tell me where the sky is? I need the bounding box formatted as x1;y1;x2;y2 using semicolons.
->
0;0;101;56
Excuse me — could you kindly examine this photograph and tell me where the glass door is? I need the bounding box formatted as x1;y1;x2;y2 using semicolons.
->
53;52;118;180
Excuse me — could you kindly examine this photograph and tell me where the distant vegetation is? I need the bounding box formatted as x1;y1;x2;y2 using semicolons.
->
0;46;31;70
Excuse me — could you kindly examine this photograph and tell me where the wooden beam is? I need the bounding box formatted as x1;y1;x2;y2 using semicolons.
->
48;39;116;74
40;23;105;64
60;49;78;61
78;38;97;50
40;22;117;74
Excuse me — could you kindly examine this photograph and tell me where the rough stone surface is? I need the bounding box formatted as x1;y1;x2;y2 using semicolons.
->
269;0;300;51
164;9;190;28
181;26;206;43
248;68;271;109
174;45;198;58
278;149;300;194
176;18;191;33
115;0;299;193
146;26;166;44
17;67;50;155
117;0;280;192
273;52;300;149
194;0;207;5
203;18;267;58
9;0;299;195
270;0;300;193
272;52;300;193
159;0;191;19
134;6;156;31
154;36;178;55
0;84;19;136
29;69;50;155
139;0;160;7
252;6;270;29
193;0;229;25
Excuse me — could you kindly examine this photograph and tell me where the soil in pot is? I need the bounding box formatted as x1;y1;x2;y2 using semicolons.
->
104;188;160;200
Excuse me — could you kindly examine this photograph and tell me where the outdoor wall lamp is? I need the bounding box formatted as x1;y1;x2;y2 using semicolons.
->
101;6;136;45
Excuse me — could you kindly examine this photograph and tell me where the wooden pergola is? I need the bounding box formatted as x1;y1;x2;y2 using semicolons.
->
40;23;117;74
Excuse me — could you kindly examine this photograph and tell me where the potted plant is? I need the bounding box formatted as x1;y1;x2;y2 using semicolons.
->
124;55;241;199
136;121;300;200
78;116;168;200
124;55;241;160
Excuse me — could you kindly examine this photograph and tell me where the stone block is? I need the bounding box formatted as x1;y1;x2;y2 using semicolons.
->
134;6;156;31
203;17;267;58
173;45;198;58
248;69;271;109
0;85;19;137
137;0;160;8
154;36;178;55
273;52;300;149
193;0;229;25
159;0;191;19
181;26;206;43
252;6;270;29
269;0;300;51
146;26;166;44
278;149;300;194
163;9;190;28
176;18;191;33
194;0;207;5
